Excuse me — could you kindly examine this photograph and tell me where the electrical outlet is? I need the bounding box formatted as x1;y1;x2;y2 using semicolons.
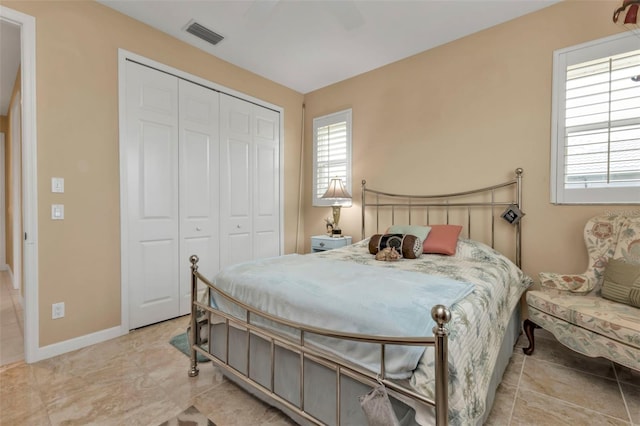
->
52;302;65;319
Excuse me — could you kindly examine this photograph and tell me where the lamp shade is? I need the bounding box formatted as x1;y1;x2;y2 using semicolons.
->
321;178;352;200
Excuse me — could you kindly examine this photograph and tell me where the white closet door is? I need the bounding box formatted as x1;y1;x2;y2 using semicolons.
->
220;95;252;268
253;106;280;260
178;79;220;315
125;62;180;329
220;94;280;268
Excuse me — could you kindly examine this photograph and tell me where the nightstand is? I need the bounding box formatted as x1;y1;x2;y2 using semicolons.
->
311;235;352;252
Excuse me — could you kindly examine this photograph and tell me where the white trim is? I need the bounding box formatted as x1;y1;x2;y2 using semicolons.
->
0;133;5;267
118;49;285;332
9;93;21;292
279;111;285;256
34;326;125;361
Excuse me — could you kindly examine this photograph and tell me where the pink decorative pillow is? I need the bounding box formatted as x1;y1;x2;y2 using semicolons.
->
422;225;462;255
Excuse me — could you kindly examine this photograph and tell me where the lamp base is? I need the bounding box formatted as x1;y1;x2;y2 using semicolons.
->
331;205;341;233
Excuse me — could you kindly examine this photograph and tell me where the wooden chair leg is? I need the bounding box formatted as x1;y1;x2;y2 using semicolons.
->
522;319;540;356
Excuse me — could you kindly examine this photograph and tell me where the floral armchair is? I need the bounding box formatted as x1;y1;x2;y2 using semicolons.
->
523;214;640;372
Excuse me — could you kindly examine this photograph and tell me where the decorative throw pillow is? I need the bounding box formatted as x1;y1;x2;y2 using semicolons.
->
602;258;640;308
386;225;431;243
422;224;463;255
368;234;423;259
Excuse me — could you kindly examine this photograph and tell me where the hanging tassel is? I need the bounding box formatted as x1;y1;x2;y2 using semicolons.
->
359;377;401;426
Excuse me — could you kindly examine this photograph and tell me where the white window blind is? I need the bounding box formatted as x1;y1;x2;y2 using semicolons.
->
313;109;352;207
551;32;640;204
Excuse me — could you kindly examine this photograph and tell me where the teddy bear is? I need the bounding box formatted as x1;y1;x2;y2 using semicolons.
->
375;247;401;261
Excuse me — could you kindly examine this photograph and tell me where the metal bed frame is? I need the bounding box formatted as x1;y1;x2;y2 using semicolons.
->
188;168;524;426
362;168;523;268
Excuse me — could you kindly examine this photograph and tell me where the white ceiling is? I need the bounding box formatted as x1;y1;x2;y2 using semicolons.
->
0;19;21;116
98;0;561;94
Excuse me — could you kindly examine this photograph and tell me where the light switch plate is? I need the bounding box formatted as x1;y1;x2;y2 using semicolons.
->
51;204;64;220
52;302;65;319
51;177;64;193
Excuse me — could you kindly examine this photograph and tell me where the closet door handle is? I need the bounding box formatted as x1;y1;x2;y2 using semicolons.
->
236;225;241;229
196;227;202;231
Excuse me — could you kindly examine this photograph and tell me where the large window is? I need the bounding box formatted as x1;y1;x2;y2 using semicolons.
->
551;32;640;204
312;109;352;206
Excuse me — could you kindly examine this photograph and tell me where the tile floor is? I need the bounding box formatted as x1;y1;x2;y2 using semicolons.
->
0;275;638;425
0;271;23;367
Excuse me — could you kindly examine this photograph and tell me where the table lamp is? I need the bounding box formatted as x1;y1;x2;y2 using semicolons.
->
321;177;351;236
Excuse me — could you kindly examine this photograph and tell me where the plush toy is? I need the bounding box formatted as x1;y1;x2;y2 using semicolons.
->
375;247;401;261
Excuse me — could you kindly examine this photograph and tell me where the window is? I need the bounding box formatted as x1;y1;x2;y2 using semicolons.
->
551;32;640;204
313;109;352;206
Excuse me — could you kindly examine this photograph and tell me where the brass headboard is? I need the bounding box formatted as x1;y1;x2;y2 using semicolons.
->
361;168;524;268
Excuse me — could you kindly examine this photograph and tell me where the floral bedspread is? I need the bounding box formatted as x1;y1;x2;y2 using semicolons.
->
315;238;532;425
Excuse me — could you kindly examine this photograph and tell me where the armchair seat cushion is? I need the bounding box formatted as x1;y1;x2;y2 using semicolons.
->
527;290;640;350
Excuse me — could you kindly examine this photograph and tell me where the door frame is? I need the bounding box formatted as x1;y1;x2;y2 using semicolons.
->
0;6;38;363
10;91;21;292
118;49;284;331
0;133;6;271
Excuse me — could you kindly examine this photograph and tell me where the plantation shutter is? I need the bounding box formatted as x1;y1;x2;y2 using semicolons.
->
564;49;640;189
313;109;352;206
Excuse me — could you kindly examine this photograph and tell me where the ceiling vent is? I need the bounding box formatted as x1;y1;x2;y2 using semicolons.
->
185;21;224;46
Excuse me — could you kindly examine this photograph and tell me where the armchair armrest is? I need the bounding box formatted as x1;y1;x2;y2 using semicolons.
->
538;272;595;295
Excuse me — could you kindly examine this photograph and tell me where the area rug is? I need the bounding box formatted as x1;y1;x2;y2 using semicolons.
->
169;332;210;363
158;405;215;426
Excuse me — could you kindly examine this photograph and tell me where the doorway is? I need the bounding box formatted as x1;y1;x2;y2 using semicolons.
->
0;5;38;364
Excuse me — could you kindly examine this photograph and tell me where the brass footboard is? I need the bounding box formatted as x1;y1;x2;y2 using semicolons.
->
188;255;451;426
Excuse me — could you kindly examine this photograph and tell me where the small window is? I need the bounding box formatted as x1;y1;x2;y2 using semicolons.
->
312;109;352;207
551;32;640;204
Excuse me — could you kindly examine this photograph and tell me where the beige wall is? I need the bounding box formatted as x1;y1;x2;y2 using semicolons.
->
4;1;304;347
302;0;636;281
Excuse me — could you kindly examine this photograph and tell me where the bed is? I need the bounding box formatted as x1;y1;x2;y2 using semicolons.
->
187;168;531;426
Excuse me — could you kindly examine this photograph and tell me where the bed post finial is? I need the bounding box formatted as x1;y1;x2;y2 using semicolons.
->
432;305;452;325
515;168;523;176
432;305;451;426
189;254;200;378
190;254;199;271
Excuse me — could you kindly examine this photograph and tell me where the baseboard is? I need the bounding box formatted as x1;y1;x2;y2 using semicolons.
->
31;325;128;363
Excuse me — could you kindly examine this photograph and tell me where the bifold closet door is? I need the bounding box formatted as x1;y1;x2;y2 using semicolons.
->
178;79;220;316
219;94;280;269
125;61;180;329
125;61;221;327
